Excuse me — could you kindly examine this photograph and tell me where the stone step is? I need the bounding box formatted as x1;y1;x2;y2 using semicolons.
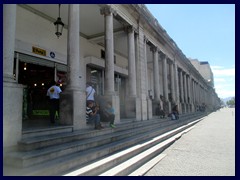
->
3;113;206;176
63;121;199;176
4;118;179;168
17;117;170;151
22;125;74;139
100;126;196;176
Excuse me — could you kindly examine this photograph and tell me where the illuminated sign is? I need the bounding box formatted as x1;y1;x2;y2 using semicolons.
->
32;46;46;56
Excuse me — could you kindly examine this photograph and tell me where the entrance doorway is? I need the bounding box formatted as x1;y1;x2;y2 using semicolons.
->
18;61;55;130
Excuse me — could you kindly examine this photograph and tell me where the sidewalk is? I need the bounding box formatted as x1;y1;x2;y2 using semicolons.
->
144;108;235;176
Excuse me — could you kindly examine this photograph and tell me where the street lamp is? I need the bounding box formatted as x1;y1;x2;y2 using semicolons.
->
54;4;64;38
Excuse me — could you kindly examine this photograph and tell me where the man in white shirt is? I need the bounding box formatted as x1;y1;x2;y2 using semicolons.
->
86;82;96;103
47;80;62;124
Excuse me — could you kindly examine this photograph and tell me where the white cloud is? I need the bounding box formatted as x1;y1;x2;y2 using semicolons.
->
214;78;226;82
212;68;235;77
215;88;235;99
211;66;235;98
211;65;224;69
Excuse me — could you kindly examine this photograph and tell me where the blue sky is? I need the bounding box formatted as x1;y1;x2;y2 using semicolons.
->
146;4;235;99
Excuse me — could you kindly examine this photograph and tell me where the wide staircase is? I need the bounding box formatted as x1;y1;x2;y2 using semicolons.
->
3;112;208;176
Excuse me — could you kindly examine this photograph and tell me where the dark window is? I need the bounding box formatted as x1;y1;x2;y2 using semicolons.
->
101;50;105;59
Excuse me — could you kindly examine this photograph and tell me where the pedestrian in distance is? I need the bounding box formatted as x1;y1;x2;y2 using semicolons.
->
171;104;179;120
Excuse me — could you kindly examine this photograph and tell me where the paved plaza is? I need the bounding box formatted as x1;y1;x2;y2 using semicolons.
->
145;108;235;176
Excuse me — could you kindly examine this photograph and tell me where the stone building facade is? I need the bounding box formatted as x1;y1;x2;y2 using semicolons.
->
3;4;220;150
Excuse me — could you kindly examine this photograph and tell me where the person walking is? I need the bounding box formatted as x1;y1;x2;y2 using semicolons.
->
46;80;62;124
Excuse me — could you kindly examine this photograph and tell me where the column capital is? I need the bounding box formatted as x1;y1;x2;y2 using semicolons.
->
100;6;117;16
144;35;149;43
150;45;158;53
125;25;138;35
159;51;168;60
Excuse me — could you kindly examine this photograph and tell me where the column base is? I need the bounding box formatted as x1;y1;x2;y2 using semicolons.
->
60;89;86;130
152;100;160;116
125;97;137;119
3;81;25;149
147;98;153;120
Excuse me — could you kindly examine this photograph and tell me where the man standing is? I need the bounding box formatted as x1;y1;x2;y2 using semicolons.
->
86;82;96;104
47;80;62;124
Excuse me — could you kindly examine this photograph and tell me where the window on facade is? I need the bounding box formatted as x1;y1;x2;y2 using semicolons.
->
101;50;105;59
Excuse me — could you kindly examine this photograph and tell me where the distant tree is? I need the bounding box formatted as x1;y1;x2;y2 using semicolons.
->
226;97;235;106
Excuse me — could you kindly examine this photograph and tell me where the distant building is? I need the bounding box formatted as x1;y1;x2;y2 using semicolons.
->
189;58;214;88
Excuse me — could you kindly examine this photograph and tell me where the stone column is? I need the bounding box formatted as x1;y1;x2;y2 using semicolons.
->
125;26;137;118
179;70;184;113
60;5;85;130
135;32;142;121
100;6;120;123
174;63;180;105
152;46;160;101
3;4;16;82
196;82;199;105
145;38;152;119
184;72;188;112
189;75;194;112
192;79;196;112
3;4;25;149
67;5;81;90
135;27;148;121
170;61;175;103
100;6;115;95
193;80;196;105
127;26;137;97
162;55;168;101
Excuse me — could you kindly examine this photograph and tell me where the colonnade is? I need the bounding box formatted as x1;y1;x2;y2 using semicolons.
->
3;4;219;148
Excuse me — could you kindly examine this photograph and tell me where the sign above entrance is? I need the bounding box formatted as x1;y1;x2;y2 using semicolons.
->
32;46;46;56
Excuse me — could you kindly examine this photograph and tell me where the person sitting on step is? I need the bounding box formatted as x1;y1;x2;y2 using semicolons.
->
100;101;116;128
86;101;103;130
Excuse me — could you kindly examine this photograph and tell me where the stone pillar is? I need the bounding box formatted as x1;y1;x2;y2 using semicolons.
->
145;38;152;120
196;82;199;106
170;61;175;104
135;27;148;121
192;79;196;109
127;26;137;97
60;5;85;130
3;4;16;82
135;32;142;121
174;63;180;106
100;6;120;123
193;80;196;105
179;70;184;113
162;55;168;101
150;46;160;116
189;75;194;112
100;6;115;95
184;72;188;112
162;55;170;114
125;26;137;118
3;4;25;149
152;46;160;101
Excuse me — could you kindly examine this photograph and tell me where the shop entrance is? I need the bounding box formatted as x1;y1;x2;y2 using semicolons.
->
18;61;55;129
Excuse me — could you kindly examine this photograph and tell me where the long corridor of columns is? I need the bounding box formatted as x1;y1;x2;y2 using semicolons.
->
3;4;220;149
